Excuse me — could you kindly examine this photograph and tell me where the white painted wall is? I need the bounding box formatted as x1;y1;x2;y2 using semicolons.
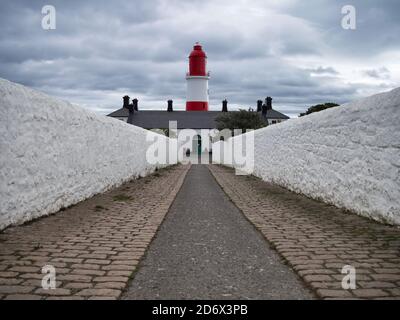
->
213;88;400;225
0;78;174;230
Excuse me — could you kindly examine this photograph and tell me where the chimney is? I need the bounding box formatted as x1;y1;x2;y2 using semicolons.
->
123;95;130;109
167;100;173;112
266;97;272;110
262;102;267;115
257;100;262;112
132;98;138;111
122;95;135;124
127;100;134;125
222;99;228;112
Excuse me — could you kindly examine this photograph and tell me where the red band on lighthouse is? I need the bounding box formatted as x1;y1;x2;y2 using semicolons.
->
186;42;209;111
186;101;208;111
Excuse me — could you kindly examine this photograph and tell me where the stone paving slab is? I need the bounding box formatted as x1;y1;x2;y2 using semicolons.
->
0;164;190;300
208;165;400;300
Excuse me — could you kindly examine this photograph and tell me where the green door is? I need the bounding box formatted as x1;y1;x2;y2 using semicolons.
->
197;135;202;154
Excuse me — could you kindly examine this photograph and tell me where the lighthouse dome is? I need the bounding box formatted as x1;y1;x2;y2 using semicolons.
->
188;42;207;76
189;42;207;58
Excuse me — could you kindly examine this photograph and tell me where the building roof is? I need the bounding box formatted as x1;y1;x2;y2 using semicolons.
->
107;108;290;129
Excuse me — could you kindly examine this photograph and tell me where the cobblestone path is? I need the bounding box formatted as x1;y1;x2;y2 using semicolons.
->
208;165;400;299
0;165;189;300
1;163;399;300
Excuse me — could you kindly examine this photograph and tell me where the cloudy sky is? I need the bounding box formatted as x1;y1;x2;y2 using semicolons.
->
0;0;399;117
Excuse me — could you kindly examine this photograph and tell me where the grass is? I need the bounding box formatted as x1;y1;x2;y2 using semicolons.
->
94;205;106;212
113;194;132;202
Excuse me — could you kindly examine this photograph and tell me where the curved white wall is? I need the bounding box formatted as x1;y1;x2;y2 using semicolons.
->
0;78;173;230
213;88;400;225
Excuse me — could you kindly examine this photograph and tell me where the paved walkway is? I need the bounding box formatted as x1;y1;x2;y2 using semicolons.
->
122;165;313;299
1;163;399;300
0;165;189;300
208;165;400;299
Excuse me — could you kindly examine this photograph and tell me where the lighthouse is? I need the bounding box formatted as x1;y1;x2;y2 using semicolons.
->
186;42;210;111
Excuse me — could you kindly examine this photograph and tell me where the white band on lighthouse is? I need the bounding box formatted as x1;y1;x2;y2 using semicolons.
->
186;75;209;102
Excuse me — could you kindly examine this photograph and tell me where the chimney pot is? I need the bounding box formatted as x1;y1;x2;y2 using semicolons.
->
262;104;267;115
257;100;262;112
132;98;138;111
167;100;173;112
266;97;272;109
123;95;130;109
222;99;228;112
127;99;135;125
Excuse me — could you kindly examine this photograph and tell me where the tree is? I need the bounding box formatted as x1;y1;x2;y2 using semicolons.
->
215;109;267;133
299;102;339;117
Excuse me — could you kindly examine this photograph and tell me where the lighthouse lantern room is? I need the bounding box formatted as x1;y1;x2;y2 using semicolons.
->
186;42;210;111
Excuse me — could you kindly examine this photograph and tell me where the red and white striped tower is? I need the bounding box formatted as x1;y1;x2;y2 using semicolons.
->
186;42;210;111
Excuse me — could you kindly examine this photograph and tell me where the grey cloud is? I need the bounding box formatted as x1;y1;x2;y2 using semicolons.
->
285;0;400;56
363;67;390;79
307;66;339;75
0;0;398;117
